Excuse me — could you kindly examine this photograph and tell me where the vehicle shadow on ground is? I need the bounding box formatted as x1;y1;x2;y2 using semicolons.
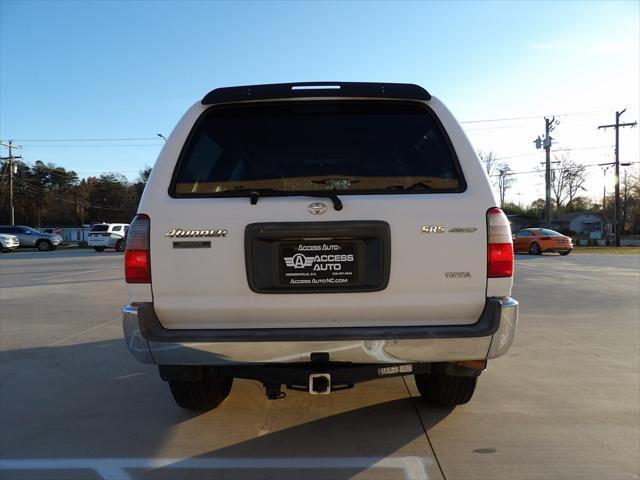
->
0;339;453;480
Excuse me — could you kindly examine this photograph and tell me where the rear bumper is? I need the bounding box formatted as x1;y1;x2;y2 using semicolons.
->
544;247;572;252
122;297;518;365
88;237;119;247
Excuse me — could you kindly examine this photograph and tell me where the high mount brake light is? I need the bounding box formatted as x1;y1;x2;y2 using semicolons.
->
125;214;151;283
487;208;514;278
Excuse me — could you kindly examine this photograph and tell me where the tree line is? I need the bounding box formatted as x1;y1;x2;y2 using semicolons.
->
0;160;151;227
480;152;640;235
2;157;640;234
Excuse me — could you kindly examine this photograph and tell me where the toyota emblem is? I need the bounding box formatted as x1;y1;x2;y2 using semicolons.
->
307;202;327;215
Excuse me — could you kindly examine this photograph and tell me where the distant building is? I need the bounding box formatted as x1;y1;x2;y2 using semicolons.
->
551;212;604;238
507;215;542;233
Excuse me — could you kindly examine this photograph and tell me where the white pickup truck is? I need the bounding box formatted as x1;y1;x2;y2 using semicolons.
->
123;82;518;411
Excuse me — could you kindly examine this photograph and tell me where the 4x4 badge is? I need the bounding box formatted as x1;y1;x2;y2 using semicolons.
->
308;202;327;215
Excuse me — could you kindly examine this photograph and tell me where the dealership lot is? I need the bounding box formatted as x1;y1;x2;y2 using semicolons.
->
0;250;638;480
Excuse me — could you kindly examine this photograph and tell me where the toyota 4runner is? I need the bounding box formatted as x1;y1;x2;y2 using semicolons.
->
123;82;518;411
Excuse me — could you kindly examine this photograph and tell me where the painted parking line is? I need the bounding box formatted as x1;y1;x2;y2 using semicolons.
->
0;266;123;289
0;456;432;480
47;316;120;347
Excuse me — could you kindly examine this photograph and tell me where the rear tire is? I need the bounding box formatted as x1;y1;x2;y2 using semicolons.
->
529;242;542;255
36;240;52;251
115;240;125;252
414;373;477;406
559;250;571;256
169;368;233;411
93;246;105;252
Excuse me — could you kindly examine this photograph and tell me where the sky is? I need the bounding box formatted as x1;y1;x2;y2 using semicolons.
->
1;0;639;206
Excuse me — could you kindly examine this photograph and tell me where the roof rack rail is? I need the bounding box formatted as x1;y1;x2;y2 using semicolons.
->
201;82;431;105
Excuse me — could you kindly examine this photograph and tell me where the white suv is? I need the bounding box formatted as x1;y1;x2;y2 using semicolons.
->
123;82;518;411
88;223;128;252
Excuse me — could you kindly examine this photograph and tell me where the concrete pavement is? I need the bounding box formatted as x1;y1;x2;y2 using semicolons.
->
0;250;638;479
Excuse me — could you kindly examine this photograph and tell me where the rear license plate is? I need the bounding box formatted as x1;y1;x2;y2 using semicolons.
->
280;241;357;287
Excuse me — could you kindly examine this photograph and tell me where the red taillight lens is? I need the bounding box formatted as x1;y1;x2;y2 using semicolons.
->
488;243;514;277
125;250;150;283
125;214;150;283
487;207;514;278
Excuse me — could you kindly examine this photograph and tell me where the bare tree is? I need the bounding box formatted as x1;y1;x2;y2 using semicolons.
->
496;162;515;207
551;155;587;209
479;151;498;177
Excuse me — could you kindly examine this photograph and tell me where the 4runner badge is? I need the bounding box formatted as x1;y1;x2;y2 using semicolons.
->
165;228;228;238
307;202;327;215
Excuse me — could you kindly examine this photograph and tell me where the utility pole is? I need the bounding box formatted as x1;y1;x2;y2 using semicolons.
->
534;117;557;227
598;110;637;246
0;140;23;226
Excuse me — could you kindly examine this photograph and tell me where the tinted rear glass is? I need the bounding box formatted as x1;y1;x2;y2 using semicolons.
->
172;101;463;195
91;225;109;232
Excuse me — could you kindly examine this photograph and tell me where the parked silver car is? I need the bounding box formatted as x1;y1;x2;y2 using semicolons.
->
0;226;62;251
0;233;19;253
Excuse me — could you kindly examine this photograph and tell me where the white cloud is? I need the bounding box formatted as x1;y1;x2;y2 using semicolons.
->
591;41;639;55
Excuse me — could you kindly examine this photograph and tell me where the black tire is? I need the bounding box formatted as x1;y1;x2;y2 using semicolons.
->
414;373;478;406
36;240;52;252
529;242;542;255
559;250;571;256
115;239;125;252
169;368;233;411
94;246;106;252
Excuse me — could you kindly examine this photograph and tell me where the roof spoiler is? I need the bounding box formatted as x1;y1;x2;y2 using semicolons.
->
201;82;431;105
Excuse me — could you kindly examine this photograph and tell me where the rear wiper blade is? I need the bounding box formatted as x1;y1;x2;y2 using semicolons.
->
228;188;343;211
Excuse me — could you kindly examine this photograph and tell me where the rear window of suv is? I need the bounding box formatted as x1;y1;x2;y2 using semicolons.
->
91;225;109;232
171;101;464;196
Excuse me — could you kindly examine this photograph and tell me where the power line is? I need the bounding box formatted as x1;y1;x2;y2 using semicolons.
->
5;177;131;212
15;144;162;148
493;145;614;161
489;161;640;177
460;109;613;124
5;109;616;142
13;137;162;142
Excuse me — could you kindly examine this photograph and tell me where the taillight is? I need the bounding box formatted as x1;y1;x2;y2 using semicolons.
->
487;207;514;278
125;214;150;283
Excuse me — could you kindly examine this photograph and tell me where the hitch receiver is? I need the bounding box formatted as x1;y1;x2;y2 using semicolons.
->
309;373;331;395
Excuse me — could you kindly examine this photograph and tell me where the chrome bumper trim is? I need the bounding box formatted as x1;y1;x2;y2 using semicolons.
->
122;298;518;365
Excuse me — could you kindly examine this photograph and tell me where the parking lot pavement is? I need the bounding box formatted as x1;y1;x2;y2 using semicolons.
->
0;251;638;479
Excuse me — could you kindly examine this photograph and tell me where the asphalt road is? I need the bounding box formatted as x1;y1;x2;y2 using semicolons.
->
0;250;638;480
